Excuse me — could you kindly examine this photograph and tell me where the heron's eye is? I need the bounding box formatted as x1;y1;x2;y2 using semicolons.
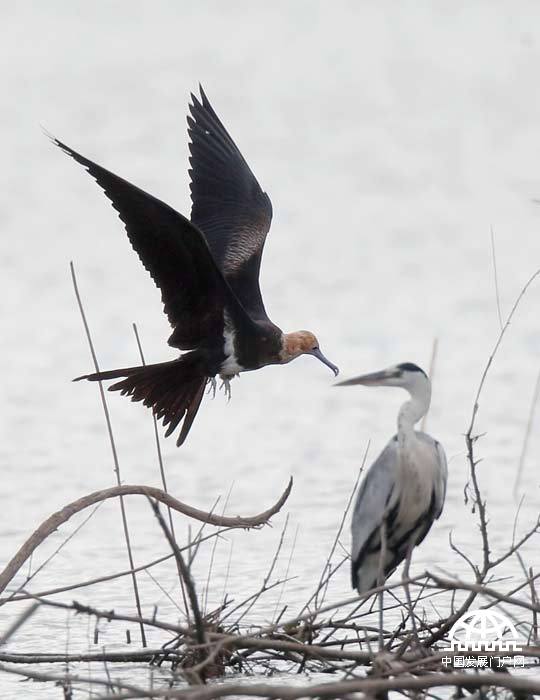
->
312;346;319;351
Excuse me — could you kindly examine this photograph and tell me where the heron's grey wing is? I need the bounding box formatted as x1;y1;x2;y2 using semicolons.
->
187;87;273;321
433;440;448;519
401;434;447;556
351;439;399;568
414;432;447;520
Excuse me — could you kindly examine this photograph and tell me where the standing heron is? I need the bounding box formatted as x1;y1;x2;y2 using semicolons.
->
337;363;447;594
53;87;338;446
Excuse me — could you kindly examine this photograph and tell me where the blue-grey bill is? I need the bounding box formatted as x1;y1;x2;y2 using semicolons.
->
311;348;339;376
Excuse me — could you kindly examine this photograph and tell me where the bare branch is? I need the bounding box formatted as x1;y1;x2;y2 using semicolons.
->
0;479;293;598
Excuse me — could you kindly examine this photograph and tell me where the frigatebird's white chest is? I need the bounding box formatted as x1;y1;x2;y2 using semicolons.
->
219;324;244;379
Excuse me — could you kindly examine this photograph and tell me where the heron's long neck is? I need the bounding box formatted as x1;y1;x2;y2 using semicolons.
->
397;381;431;446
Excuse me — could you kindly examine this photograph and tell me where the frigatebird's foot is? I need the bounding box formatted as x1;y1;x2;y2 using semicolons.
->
206;377;217;399
219;378;232;402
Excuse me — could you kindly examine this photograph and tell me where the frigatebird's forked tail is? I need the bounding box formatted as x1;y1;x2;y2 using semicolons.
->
75;352;207;446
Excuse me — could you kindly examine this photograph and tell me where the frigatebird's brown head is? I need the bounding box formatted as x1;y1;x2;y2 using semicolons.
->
280;331;339;376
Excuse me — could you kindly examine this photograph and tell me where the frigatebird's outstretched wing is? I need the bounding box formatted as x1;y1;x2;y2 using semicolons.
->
188;87;273;321
54;139;255;351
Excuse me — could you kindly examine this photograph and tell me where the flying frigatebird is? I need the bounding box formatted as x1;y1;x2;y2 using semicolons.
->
55;87;339;445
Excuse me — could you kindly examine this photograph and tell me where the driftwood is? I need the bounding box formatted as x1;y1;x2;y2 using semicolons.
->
0;479;292;598
3;663;540;700
85;672;540;700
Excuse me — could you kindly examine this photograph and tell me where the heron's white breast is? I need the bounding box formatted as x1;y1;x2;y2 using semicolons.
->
395;439;439;528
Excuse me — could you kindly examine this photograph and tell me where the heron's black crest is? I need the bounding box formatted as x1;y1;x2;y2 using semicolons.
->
397;362;426;376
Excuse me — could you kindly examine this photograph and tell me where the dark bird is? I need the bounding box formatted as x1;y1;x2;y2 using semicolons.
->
55;87;338;445
336;363;447;594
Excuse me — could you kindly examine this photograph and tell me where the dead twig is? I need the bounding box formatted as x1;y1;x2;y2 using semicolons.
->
133;322;191;622
0;480;293;598
0;602;40;646
513;364;540;498
149;499;206;683
71;261;147;646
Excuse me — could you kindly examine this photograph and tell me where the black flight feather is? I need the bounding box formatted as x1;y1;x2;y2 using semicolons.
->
187;86;273;321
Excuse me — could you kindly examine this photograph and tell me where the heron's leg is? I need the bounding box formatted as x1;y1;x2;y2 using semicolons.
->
399;538;426;654
376;517;388;652
206;377;217;398
378;588;385;653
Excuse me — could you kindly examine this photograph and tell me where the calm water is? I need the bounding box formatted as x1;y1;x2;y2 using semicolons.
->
2;3;540;697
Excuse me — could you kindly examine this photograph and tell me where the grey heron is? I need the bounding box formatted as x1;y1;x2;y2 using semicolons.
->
337;362;447;595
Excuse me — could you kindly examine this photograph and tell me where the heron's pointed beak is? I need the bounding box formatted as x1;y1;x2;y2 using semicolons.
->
335;369;397;387
310;348;339;376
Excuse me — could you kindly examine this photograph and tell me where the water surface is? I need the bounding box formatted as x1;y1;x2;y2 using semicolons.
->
2;3;540;696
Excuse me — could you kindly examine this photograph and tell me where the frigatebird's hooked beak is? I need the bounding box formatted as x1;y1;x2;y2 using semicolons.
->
310;348;339;376
335;368;399;387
